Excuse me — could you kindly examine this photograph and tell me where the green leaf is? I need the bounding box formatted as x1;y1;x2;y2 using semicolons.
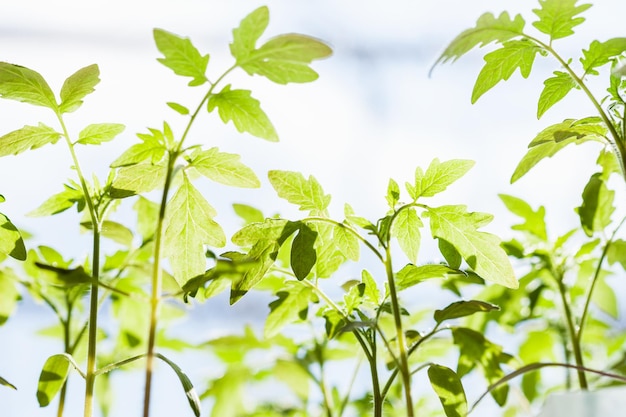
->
432;12;525;67
0;269;20;324
290;223;317;280
0;123;61;157
408;159;475;200
27;183;84;216
76;123;125;145
34;263;93;287
434;300;499;324
268;170;330;214
232;203;264;225
472;40;542;103
230;6;269;61
239;34;332;84
155;353;201;417
0;212;26;260
164;174;226;285
0;375;16;390
153;28;208;86
167;101;190;115
332;223;360;262
231;218;299;247
110;163;167;198
575;173;615;236
428;364;467;417
110;131;167;167
537;71;577;118
59;64;100;113
581;38;626;76
532;0;592;41
265;281;314;338
391;207;423;263
228;239;281;304
190;147;260;188
607;239;626;270
499;194;547;240
208;85;278;141
81;220;134;247
511;118;607;182
426;205;517;288
134;197;159;242
37;354;73;407
0;62;57;110
386;178;400;209
361;270;380;305
396;264;464;291
311;222;347;278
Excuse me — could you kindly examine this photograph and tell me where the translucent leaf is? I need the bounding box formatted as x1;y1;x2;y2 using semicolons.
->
434;300;499;324
164;174;226;285
134;197;159;242
28;183;84;216
409;159;475;200
361;269;380;305
167;101;190;115
0;269;20;324
110;132;167;167
59;64;100;113
581;38;626;76
0;123;61;157
575;173;615;236
426;205;517;288
499;194;547;240
264;281;314;338
232;203;264;225
110;163;167;198
290;223;317;280
428;364;467;417
391;207;422;264
472;40;542;103
531;0;592;41
607;239;626;270
537;71;577;118
34;263;93;287
311;222;346;278
231;218;298;247
591;273;618;318
0;375;16;390
0;62;57;110
81;220;134;247
396;264;464;291
190;147;260;188
153;28;208;86
37;354;73;407
230;6;269;61
155;353;201;417
77;123;125;145
229;240;281;304
267;170;330;214
208;86;278;141
0;213;26;260
333;223;359;262
433;12;525;67
386;178;400;209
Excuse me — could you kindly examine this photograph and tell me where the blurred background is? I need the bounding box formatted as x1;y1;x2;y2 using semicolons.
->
1;0;626;415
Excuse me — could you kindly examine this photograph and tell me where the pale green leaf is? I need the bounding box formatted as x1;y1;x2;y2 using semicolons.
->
575;173;614;236
134;197;159;242
434;300;499;324
231;218;298;247
581;38;626;76
164;174;225;284
607;239;626;270
154;28;208;86
232;203;264;225
81;220;134;247
264;281;314;338
311;222;346;278
110;163;167;198
333;223;359;261
396;264;464;291
0;213;26;260
110;132;166;167
499;194;547;240
37;354;73;407
428;364;467;417
472;40;542;103
386;178;400;209
0;123;61;157
190;147;260;188
361;269;380;305
77;123;125;145
537;71;577;118
230;6;269;61
0;62;57;110
27;184;84;217
0;269;20;324
591;276;618;319
167;101;190;115
532;0;592;41
426;205;517;288
59;64;100;113
208;86;278;141
267;170;330;214
391;207;422;264
228;239;282;304
206;367;249;417
410;159;475;200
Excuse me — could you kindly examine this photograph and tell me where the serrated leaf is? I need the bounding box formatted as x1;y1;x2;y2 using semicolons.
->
190;147;260;188
499;194;547;240
290;223;317;280
110;133;166;167
575;173;614;236
134;197;159;242
167;101;190;115
433;12;525;67
154;28;208;86
434;300;499;324
59;64;100;113
231;218;299;247
428;364;467;417
472;40;542;103
0;123;61;157
333;223;359;261
607;239;626;270
76;123;124;145
228;239;282;304
0;62;57;110
427;205;517;288
0;213;26;260
511;119;607;182
265;281;314;338
208;86;277;141
391;207;422;264
386;178;400;209
537;71;577;118
239;34;332;84
0;375;16;390
27;184;84;217
164;174;225;285
581;38;626;76
410;159;475;200
532;0;592;41
37;354;73;407
110;163;167;198
396;264;464;291
155;353;201;417
268;170;330;214
230;6;269;61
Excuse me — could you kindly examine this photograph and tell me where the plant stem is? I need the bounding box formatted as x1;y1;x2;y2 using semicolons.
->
556;278;588;389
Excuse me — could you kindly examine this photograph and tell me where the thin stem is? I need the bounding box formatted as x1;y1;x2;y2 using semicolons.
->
556;277;588;389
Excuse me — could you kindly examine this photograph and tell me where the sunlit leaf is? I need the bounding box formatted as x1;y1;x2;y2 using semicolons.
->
532;0;592;41
27;183;84;217
581;38;626;76
361;269;380;305
110;131;167;167
189;147;260;188
167;101;190;115
396;264;464;291
154;28;209;86
110;163;167;198
0;62;57;110
434;300;499;324
386;178;400;209
408;159;475;200
37;354;75;407
0;212;26;260
537;71;577;118
265;281;314;338
76;123;125;145
391;207;423;264
59;64;100;113
0;375;16;390
575;173;614;236
232;203;264;225
81;220;134;247
0;123;61;157
0;269;20;324
428;364;467;417
230;6;269;61
333;223;359;262
268;170;330;214
499;194;547;240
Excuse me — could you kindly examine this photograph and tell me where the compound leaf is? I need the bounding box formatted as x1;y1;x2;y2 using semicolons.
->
499;194;547;240
581;38;626;76
532;0;592;41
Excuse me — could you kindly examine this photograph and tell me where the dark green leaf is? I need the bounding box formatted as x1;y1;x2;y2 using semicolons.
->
0;123;61;157
154;28;208;86
0;212;26;260
155;353;201;417
532;0;592;41
290;223;317;280
37;354;73;407
575;173;614;236
34;263;93;287
0;375;16;390
76;123;125;145
190;147;260;188
59;64;100;113
428;364;467;417
434;300;499;324
0;62;57;110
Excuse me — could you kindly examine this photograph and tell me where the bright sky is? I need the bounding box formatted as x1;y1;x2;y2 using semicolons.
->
2;1;626;416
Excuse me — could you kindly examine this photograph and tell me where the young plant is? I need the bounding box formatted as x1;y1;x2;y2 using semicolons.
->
433;0;626;411
0;5;330;417
185;158;519;417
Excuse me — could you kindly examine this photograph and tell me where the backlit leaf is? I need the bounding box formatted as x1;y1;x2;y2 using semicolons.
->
499;194;547;240
0;269;20;324
333;223;359;262
190;147;260;188
228;239;282;304
27;183;85;217
59;64;100;113
0;212;26;260
386;178;400;209
167;101;190;115
37;354;73;407
0;375;16;390
537;71;577;118
607;239;626;270
110;163;167;198
581;38;626;76
0;123;61;157
0;62;57;110
428;364;467;417
409;159;475;200
361;269;380;305
154;28;208;86
434;300;499;324
575;173;614;236
230;6;269;61
532;0;592;41
396;264;464;291
81;220;134;247
391;207;422;264
208;86;278;141
77;123;125;145
265;281;314;338
268;170;330;214
110;131;167;167
232;203;264;225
